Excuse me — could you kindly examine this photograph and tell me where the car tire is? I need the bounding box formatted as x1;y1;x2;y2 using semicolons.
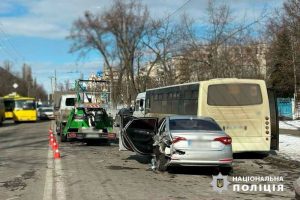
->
156;153;168;172
220;166;232;175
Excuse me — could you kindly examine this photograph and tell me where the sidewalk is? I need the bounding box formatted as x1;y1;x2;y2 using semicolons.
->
279;120;300;130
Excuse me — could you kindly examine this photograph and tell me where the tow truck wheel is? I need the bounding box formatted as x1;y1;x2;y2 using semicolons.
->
60;133;67;142
56;124;60;136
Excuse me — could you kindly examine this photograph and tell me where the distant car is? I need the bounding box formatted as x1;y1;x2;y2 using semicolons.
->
114;107;133;127
121;116;233;172
38;107;54;120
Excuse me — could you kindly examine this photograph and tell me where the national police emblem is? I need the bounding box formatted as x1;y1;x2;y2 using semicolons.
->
210;172;230;193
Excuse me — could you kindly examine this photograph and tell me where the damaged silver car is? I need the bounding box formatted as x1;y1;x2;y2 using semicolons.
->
121;115;233;172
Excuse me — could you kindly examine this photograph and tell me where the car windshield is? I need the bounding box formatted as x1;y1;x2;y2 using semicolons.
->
169;119;222;131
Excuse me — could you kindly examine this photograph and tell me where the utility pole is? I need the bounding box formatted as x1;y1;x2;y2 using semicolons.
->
54;70;57;92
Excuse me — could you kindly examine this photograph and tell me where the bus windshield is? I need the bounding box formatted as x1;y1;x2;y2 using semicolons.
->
207;84;262;106
15;100;36;110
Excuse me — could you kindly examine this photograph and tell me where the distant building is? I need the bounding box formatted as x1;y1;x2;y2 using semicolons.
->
139;43;268;84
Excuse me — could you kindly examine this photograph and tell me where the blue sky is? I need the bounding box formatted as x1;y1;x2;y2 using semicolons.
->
0;0;285;94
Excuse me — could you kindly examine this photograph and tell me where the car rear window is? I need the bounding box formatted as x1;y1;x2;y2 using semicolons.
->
42;109;53;112
169;119;222;131
207;83;262;106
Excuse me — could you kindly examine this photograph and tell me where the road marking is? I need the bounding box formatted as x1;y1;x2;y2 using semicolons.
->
43;148;53;200
5;197;20;200
54;159;66;200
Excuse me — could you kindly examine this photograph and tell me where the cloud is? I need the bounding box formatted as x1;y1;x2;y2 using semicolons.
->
0;0;111;39
0;0;285;39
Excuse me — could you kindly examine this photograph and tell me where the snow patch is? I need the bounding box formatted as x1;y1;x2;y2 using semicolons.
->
278;134;300;161
279;120;300;130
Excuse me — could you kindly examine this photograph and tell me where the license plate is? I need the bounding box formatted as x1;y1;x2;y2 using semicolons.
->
107;133;116;140
86;134;99;138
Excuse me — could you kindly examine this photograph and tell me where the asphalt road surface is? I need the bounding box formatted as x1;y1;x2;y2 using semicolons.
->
0;121;299;200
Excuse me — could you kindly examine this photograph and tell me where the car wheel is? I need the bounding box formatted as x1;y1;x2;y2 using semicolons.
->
155;153;168;172
220;166;232;175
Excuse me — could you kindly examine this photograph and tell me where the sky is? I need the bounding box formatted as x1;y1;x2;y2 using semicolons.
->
0;0;285;94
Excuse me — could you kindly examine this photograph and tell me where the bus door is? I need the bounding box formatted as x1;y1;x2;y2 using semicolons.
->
268;88;279;150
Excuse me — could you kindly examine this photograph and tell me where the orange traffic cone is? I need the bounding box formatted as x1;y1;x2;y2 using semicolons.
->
49;137;54;147
49;133;54;140
53;149;61;159
52;141;59;151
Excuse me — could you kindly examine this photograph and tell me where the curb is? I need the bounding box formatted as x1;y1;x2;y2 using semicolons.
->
295;177;300;200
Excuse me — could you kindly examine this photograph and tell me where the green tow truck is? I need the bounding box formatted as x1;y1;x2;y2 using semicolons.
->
60;79;115;143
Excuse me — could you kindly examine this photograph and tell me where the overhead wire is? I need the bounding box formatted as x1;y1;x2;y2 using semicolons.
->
0;22;26;64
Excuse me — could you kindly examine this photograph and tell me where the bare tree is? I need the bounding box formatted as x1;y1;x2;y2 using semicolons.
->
176;0;267;82
266;0;300;98
68;0;149;106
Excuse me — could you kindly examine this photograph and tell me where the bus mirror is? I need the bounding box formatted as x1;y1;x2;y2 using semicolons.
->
140;107;144;111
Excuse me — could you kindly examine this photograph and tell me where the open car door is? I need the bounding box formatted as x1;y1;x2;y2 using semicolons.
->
121;117;158;155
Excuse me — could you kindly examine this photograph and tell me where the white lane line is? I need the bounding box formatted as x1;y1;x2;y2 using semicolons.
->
54;159;66;200
43;148;53;200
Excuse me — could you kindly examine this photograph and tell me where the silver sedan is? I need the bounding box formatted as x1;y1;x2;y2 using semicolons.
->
121;115;233;172
153;116;233;172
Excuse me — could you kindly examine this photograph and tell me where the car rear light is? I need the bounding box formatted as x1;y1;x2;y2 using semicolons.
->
219;158;233;162
172;136;187;144
214;136;232;145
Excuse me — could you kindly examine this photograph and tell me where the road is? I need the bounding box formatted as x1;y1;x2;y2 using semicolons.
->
0;121;299;200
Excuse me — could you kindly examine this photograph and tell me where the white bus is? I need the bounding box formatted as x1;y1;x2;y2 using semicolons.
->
134;78;279;153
